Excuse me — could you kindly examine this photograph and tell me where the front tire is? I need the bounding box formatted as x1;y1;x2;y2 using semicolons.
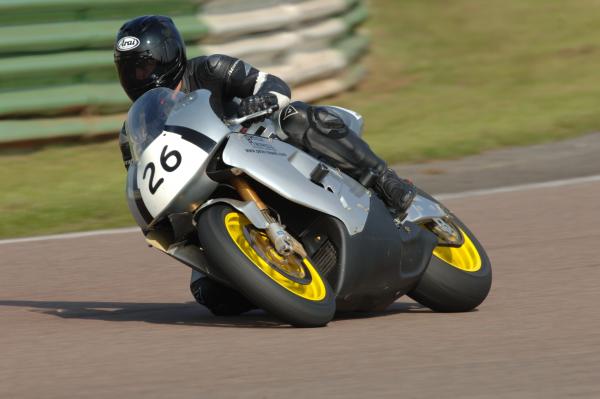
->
409;213;492;312
196;204;336;327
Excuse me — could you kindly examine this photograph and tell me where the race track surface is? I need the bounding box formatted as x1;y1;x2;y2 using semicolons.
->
1;179;600;398
397;131;600;194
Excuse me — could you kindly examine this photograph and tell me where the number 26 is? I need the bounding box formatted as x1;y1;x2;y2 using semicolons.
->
143;145;182;195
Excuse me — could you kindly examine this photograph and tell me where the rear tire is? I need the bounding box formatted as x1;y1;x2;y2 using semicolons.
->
197;204;336;327
409;204;492;312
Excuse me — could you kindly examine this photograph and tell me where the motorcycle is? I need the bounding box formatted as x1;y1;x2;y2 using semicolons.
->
125;87;492;327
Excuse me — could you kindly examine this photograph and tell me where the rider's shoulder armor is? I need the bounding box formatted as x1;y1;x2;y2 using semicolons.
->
185;55;253;94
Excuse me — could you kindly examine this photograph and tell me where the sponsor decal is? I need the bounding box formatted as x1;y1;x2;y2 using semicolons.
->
117;36;141;51
282;104;299;121
245;136;275;151
244;136;285;156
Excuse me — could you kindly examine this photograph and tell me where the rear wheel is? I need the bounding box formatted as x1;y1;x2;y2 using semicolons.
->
197;204;336;327
409;201;492;312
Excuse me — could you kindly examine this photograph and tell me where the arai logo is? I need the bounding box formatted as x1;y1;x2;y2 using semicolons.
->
117;36;141;51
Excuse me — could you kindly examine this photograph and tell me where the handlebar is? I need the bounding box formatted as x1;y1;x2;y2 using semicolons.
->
224;105;279;126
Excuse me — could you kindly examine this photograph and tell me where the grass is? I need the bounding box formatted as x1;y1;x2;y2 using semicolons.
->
0;140;133;238
333;0;600;162
3;0;600;237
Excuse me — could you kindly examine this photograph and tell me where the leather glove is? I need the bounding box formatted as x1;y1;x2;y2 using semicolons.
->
238;93;279;124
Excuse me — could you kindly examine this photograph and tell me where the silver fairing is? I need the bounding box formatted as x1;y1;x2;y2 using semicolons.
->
154;90;231;219
126;89;230;225
126;163;149;231
405;194;450;224
126;88;371;234
222;134;372;235
166;90;231;144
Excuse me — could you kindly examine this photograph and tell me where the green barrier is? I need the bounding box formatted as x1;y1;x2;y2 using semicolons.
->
0;0;199;26
0;69;369;145
0;113;124;144
0;34;367;117
0;34;367;118
0;65;369;145
343;4;369;30
343;63;367;86
0;83;129;118
0;47;206;91
0;4;365;91
0;1;369;145
0;15;208;55
0;50;115;91
335;34;370;63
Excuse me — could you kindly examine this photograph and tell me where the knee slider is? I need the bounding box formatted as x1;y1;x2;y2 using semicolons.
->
308;107;349;139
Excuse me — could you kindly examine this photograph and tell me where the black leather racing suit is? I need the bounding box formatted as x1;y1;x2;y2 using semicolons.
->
118;54;402;315
119;54;387;181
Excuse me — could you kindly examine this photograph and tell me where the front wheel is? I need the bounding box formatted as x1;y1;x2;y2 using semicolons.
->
196;204;336;327
409;212;492;312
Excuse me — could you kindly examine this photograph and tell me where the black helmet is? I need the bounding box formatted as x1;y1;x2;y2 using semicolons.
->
114;15;187;101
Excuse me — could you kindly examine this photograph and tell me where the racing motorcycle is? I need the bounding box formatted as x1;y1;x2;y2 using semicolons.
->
125;87;492;327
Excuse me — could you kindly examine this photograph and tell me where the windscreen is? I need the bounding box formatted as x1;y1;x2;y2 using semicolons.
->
126;87;184;162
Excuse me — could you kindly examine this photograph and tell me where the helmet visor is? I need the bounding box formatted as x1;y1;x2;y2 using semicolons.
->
117;54;177;100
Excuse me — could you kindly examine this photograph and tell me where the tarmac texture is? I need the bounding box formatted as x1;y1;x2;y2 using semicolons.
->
397;131;600;194
1;177;599;398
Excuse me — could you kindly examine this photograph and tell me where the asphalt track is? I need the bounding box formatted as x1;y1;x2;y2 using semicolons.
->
1;178;600;398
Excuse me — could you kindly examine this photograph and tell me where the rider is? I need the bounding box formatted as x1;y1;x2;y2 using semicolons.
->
114;15;416;314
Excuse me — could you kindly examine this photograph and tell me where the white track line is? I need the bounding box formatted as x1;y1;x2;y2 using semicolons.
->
2;174;600;245
435;173;600;200
0;227;140;246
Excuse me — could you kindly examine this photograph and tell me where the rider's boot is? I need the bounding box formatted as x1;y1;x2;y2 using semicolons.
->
190;271;255;316
374;168;416;215
279;101;416;213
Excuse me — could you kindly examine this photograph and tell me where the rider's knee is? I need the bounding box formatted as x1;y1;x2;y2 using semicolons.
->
280;101;351;138
308;107;349;139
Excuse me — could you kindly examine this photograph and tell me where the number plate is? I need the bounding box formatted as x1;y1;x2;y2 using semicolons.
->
137;131;209;217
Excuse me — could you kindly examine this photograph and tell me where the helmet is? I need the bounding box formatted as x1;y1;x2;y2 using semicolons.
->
114;15;187;101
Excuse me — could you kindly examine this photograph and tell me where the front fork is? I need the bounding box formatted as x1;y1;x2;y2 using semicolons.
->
230;175;307;259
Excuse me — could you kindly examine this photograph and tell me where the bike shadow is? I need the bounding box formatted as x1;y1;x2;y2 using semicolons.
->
336;301;434;320
0;299;431;329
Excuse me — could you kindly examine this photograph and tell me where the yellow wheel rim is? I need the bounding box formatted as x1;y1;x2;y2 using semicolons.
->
224;212;327;301
432;228;482;272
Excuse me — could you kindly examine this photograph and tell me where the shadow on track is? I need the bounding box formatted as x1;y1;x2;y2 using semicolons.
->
0;299;431;328
336;301;433;320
